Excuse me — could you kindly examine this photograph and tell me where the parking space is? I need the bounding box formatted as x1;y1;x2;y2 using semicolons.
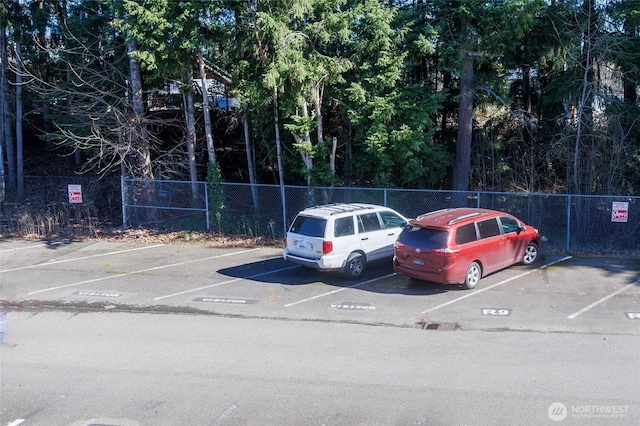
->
1;239;639;334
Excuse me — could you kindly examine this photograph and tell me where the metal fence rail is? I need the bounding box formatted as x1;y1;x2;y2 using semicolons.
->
121;179;640;256
2;176;638;257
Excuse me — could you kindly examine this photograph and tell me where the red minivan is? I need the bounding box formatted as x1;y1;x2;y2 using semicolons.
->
393;208;541;289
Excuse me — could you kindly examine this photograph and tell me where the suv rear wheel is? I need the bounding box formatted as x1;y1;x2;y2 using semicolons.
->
342;252;365;279
464;261;481;289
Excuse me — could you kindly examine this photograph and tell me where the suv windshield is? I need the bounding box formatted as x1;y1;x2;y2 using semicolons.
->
399;226;448;248
289;215;326;237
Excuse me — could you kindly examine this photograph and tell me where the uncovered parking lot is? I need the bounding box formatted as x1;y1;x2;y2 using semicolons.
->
1;239;638;335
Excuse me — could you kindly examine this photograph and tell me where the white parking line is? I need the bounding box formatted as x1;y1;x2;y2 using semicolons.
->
212;403;239;426
567;279;640;319
154;266;298;300
421;256;573;314
284;273;397;307
1;244;165;273
27;248;261;295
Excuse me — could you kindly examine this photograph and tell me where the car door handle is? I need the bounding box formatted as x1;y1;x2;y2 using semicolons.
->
361;237;369;241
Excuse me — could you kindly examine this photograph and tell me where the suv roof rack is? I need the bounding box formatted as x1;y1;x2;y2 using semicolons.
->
306;203;375;215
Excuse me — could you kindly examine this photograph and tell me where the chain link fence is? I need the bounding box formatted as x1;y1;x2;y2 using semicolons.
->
211;184;639;256
1;176;120;237
122;178;209;231
2;177;638;257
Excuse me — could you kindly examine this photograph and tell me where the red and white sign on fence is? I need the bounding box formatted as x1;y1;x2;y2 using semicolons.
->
611;201;628;223
68;184;83;204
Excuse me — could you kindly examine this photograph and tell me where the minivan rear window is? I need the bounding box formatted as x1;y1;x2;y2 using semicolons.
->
398;226;448;248
477;218;501;239
289;216;326;237
455;223;477;245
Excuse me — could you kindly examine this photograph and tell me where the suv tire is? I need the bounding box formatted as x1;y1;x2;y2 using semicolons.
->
464;261;481;289
342;252;365;280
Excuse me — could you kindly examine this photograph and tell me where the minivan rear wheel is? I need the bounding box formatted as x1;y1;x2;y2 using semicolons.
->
464;261;481;289
343;252;365;279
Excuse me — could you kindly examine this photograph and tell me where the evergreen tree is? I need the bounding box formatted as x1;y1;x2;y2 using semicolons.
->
430;0;543;193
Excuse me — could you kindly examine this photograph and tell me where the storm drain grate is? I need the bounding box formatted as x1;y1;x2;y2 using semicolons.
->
417;321;459;331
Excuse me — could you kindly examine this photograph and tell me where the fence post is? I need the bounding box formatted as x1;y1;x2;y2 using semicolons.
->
281;184;287;236
121;176;128;229
566;195;571;251
204;181;210;231
477;191;481;208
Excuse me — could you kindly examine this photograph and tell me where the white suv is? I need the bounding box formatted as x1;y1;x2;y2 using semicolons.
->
283;203;408;279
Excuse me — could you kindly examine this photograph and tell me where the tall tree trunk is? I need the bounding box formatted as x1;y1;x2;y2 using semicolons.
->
126;39;156;224
198;51;216;166
292;97;315;205
296;96;313;189
127;39;153;180
325;135;337;204
440;70;452;147
330;137;337;179
452;33;474;195
15;36;23;198
60;0;78;164
182;67;198;193
273;87;287;233
313;83;323;145
345;122;352;185
522;65;531;113
243;113;259;210
0;18;6;208
313;82;334;202
573;0;597;194
1;20;15;191
521;65;535;190
66;66;80;164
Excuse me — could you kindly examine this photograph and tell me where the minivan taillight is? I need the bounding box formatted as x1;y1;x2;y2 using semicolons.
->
433;248;459;256
322;241;333;254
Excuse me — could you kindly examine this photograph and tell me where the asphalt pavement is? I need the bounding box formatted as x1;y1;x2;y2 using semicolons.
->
1;239;639;334
1;239;639;425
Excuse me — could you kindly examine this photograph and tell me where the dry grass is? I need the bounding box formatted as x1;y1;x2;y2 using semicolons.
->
1;204;283;248
93;227;283;247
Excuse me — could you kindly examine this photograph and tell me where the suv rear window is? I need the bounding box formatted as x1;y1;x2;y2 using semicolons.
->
399;226;448;248
289;216;326;237
357;213;382;233
334;217;355;237
379;211;406;229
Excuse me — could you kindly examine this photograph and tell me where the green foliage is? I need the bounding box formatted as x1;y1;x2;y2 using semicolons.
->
112;0;172;71
6;0;640;196
207;162;225;214
356;83;450;188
